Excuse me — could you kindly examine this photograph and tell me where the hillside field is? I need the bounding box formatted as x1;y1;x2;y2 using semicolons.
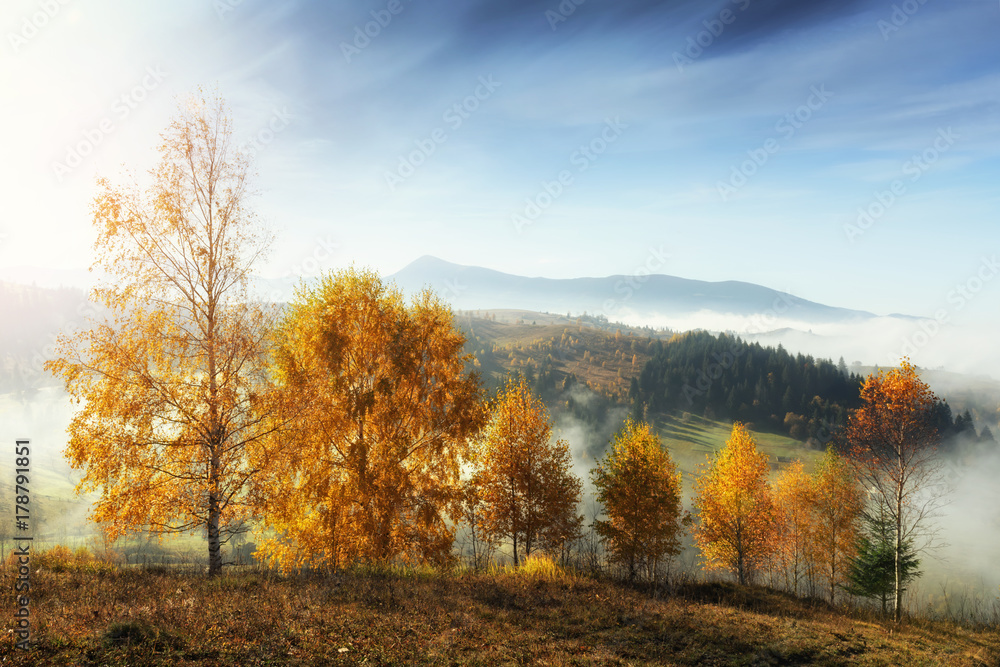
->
2;563;998;666
651;413;821;490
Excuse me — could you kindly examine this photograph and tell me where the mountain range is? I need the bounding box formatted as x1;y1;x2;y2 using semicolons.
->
387;256;899;327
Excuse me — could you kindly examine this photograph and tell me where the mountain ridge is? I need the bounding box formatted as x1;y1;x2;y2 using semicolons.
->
389;255;888;325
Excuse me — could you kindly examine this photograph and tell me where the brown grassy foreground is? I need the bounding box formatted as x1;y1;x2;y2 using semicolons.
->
2;560;998;666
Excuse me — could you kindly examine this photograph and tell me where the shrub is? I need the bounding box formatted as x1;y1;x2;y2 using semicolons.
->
35;545;75;572
16;545;119;574
520;553;562;580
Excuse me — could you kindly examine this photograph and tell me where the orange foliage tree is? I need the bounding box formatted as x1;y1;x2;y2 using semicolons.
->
809;447;864;604
843;359;941;621
471;377;582;565
591;419;684;581
46;93;284;576
694;422;777;585
254;268;484;570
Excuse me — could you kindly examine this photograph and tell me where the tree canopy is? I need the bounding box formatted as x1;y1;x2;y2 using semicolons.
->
471;377;583;565
255;268;484;570
694;423;777;585
591;419;684;581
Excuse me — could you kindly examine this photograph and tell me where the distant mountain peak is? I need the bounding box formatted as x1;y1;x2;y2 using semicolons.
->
405;255;457;269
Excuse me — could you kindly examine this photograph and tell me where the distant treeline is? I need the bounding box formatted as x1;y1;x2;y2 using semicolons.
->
627;331;994;445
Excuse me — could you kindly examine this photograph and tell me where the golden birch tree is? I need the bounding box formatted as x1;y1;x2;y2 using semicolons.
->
471;377;583;565
254;268;484;570
843;359;941;622
693;422;777;585
45;92;283;576
772;461;814;595
809;447;864;605
591;419;683;581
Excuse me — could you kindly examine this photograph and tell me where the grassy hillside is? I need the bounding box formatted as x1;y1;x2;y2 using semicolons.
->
653;413;820;488
2;564;997;665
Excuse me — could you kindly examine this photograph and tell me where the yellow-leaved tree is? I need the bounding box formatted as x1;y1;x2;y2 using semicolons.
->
471;377;582;565
693;422;777;585
591;419;684;581
254;268;484;570
809;447;864;604
45;92;284;576
772;460;815;595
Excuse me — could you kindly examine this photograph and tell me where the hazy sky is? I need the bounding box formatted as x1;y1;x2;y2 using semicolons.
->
1;0;998;324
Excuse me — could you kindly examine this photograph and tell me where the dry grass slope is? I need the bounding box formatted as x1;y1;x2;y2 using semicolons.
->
2;563;998;666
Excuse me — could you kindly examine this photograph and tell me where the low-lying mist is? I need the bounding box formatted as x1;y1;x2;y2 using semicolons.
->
916;435;1000;617
0;388;93;549
611;307;1000;383
551;383;630;498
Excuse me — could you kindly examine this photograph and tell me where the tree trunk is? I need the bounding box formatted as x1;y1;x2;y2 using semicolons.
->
894;485;903;622
208;451;222;576
829;523;837;605
736;524;746;585
469;510;479;569
510;474;518;566
207;276;222;578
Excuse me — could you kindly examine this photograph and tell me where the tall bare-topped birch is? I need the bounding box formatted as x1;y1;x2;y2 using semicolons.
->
46;92;284;576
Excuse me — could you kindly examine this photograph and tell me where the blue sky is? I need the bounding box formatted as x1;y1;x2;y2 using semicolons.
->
1;0;998;324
